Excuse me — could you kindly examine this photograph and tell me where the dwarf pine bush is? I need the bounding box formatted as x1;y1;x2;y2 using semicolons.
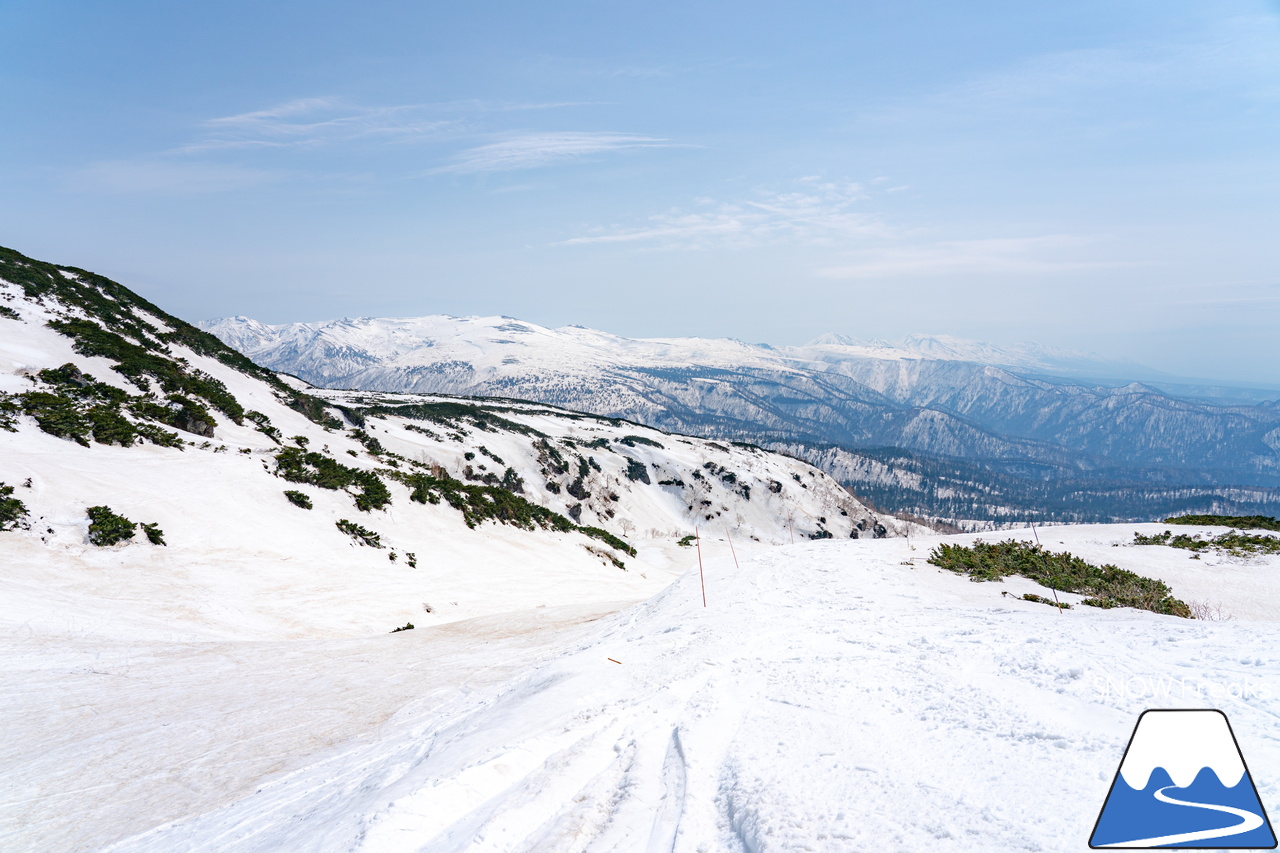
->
140;522;166;545
0;483;28;530
336;518;383;548
87;505;136;546
928;539;1190;617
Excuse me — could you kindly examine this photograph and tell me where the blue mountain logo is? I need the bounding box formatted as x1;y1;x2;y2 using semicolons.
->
1091;709;1276;848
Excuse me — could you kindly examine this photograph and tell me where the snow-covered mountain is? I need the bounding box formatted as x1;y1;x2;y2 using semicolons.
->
0;246;901;640
202;313;1280;525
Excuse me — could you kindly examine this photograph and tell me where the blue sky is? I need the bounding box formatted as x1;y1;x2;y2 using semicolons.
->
2;1;1279;383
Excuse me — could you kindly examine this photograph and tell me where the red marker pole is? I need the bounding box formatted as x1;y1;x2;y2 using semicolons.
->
695;526;707;607
726;526;739;568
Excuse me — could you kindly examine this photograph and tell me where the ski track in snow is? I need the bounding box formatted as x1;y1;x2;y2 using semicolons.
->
13;533;1266;853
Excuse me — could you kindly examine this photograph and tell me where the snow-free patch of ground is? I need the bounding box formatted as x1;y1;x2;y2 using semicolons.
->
5;526;1277;852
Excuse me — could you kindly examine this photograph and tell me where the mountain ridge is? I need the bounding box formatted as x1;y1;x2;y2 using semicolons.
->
201;312;1280;526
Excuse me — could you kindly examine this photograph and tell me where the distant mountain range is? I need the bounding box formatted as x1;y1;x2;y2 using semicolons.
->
201;314;1280;527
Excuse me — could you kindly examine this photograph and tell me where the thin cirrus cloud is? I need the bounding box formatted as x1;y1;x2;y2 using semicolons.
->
431;132;680;174
185;97;459;152
558;181;891;249
817;235;1132;279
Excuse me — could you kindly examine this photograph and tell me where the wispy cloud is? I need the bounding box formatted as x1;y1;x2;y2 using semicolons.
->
558;180;889;249
817;235;1130;279
432;132;679;174
186;97;458;152
64;160;284;194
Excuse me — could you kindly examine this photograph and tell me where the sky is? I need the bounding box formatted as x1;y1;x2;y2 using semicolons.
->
2;0;1279;384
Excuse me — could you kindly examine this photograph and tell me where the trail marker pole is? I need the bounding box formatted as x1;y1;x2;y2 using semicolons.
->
1029;522;1062;614
695;526;707;607
726;526;739;569
787;513;795;545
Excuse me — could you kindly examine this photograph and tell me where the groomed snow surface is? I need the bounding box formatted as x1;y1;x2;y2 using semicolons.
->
5;525;1279;852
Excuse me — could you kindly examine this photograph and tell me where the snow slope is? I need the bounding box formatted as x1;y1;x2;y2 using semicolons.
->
7;524;1275;852
1;250;902;641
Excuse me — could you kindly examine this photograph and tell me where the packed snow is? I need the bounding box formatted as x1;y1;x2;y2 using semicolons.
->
4;525;1278;852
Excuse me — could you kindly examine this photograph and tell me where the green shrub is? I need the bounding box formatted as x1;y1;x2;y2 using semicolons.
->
625;458;651;484
0;304;20;320
135;423;183;448
678;534;696;547
1021;592;1071;609
619;434;663;448
1134;529;1280;556
87;406;138;446
392;469;634;555
577;525;637;557
274;447;391;511
21;392;91;445
0;483;28;530
336;518;383;548
140;522;166;545
360;400;546;437
87;505;136;546
1164;514;1280;532
0;393;19;432
0;245;339;431
350;429;384;455
501;467;525;493
47;318;245;424
283;490;313;509
246;410;282;443
928;539;1190;617
390;622;414;633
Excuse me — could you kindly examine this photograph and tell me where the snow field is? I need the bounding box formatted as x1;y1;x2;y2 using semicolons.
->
83;530;1280;852
0;603;621;852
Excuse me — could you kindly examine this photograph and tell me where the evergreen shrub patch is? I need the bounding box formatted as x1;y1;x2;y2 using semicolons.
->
336;518;383;548
619;435;663;448
0;483;28;530
0;245;341;431
284;490;313;509
928;539;1190;617
393;469;635;555
1163;514;1280;532
625;458;651;484
87;505;136;546
1133;529;1280;556
274;447;391;511
140;522;166;545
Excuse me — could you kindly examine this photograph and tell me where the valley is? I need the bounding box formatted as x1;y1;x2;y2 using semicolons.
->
203;314;1280;528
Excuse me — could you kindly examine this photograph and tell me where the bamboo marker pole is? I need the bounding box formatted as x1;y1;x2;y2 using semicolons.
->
695;526;707;607
726;526;739;568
